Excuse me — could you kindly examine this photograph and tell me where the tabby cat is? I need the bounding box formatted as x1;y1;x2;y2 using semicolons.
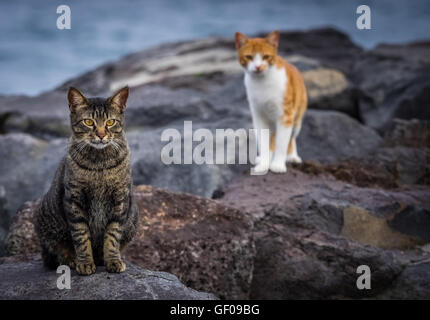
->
35;87;138;275
235;30;307;173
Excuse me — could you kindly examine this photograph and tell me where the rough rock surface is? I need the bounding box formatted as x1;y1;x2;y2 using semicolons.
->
5;186;255;300
219;167;430;299
0;259;217;300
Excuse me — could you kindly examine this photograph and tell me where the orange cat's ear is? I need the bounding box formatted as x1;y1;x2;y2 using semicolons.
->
235;32;248;49
266;30;279;48
68;87;88;112
109;86;129;112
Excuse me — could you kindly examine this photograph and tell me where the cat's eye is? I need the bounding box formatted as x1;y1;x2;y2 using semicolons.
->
106;119;115;126
83;119;94;126
263;55;270;60
246;55;253;60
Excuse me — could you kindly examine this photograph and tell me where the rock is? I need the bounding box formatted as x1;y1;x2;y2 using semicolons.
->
4;200;40;256
298;118;430;186
298;110;382;163
5;185;255;300
383;118;430;148
0;259;217;300
303;68;359;118
124;186;255;300
250;215;402;299
0;186;8;256
219;168;430;299
377;261;430;299
0;91;70;138
353;42;430;130
371;41;430;65
0;134;65;226
5;173;430;299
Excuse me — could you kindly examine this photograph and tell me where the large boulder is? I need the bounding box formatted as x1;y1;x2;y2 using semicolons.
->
219;164;430;299
298;110;382;163
5;185;255;300
0;134;66;224
353;42;430;130
0;258;217;300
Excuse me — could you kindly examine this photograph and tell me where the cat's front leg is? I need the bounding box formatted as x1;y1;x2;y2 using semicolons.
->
104;221;126;273
269;119;293;173
65;188;96;275
104;190;128;273
69;220;96;275
252;114;271;174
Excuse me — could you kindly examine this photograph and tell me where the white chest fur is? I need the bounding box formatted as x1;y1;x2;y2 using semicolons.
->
244;66;287;123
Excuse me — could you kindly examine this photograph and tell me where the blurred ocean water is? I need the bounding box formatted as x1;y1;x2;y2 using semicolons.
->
0;0;429;96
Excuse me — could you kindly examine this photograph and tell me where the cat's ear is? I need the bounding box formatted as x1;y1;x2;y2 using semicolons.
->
235;32;248;49
68;87;88;112
266;30;279;48
109;86;129;112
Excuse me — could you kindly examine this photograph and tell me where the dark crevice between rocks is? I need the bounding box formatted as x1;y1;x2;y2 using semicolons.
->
0;112;15;134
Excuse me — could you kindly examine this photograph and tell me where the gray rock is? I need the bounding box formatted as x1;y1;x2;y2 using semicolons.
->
383;118;430;148
377;261;430;299
0;186;7;256
298;110;382;163
0;260;217;300
220;166;430;299
0;134;65;226
353;42;430;130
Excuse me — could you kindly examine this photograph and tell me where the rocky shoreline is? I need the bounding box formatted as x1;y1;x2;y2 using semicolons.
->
0;28;429;299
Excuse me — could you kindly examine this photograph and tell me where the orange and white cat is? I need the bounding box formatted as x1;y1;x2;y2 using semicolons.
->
235;30;307;173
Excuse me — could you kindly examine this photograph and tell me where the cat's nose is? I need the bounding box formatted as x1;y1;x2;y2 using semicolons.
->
96;129;106;139
255;65;262;71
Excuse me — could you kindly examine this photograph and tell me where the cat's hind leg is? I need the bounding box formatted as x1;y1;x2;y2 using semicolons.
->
286;124;302;164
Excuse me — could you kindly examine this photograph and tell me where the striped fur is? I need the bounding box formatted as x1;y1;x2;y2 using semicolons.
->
35;87;138;275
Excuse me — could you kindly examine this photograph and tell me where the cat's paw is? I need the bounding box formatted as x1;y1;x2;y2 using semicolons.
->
252;163;269;174
254;153;273;165
286;154;302;164
76;261;96;275
269;160;287;173
106;259;126;273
